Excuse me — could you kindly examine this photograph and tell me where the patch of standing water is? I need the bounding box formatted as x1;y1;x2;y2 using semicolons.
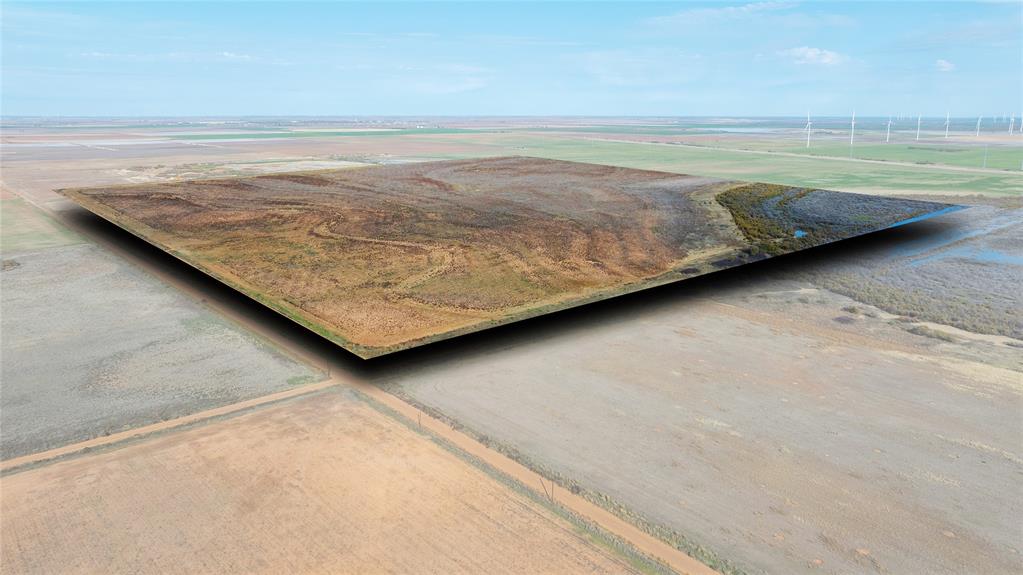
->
885;205;966;229
908;246;1023;267
882;208;1020;260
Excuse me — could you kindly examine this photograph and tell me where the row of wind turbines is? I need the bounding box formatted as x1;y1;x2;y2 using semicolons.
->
803;112;1020;148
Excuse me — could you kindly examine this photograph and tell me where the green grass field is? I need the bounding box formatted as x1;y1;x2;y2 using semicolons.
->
763;141;1022;171
158;123;1023;198
423;134;1023;198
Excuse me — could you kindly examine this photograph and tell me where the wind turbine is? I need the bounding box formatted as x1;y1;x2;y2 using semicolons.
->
916;114;922;141
805;111;812;148
1010;114;1016;135
976;116;982;137
849;110;856;150
886;116;893;143
944;111;950;138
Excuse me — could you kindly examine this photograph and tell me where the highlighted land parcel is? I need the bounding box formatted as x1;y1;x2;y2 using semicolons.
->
61;156;958;358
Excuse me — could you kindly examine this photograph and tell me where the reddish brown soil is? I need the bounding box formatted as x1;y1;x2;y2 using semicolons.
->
62;157;736;356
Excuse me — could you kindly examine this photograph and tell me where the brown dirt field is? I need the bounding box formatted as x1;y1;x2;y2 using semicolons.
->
61;157;741;356
60;156;949;357
0;388;648;575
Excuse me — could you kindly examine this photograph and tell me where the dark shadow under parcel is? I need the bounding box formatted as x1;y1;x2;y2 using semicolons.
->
60;156;962;358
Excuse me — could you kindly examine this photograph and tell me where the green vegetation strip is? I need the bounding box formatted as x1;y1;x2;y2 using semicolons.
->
765;142;1023;172
714;183;798;255
175;128;481;140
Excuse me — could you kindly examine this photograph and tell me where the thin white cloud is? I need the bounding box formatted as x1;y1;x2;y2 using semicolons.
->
333;60;492;95
76;50;286;64
471;34;584;47
778;46;847;66
572;49;702;87
935;58;956;72
218;51;253;62
332;31;439;42
645;2;854;33
410;77;488;95
1;6;96;38
649;1;795;25
434;63;491;75
338;61;491;75
903;18;1021;50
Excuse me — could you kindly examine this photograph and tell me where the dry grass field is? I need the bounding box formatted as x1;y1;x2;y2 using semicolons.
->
0;388;650;574
61;156;953;357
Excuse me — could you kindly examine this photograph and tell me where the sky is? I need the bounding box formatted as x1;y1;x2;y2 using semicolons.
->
2;1;1020;117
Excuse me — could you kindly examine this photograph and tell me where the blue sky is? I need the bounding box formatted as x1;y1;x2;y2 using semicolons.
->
2;1;1020;117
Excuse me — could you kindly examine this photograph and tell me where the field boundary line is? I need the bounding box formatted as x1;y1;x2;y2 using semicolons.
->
0;379;340;472
347;376;721;575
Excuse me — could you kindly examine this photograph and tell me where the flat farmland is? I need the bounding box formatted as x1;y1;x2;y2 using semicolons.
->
515;127;1023;172
0;194;323;459
0;387;651;574
462;135;1023;198
3;118;1020;575
61;156;952;357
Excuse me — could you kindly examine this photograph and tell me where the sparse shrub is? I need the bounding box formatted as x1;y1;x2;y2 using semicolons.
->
906;325;959;343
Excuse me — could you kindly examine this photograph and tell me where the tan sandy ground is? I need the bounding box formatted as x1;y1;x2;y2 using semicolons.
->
0;388;645;575
386;287;1022;574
